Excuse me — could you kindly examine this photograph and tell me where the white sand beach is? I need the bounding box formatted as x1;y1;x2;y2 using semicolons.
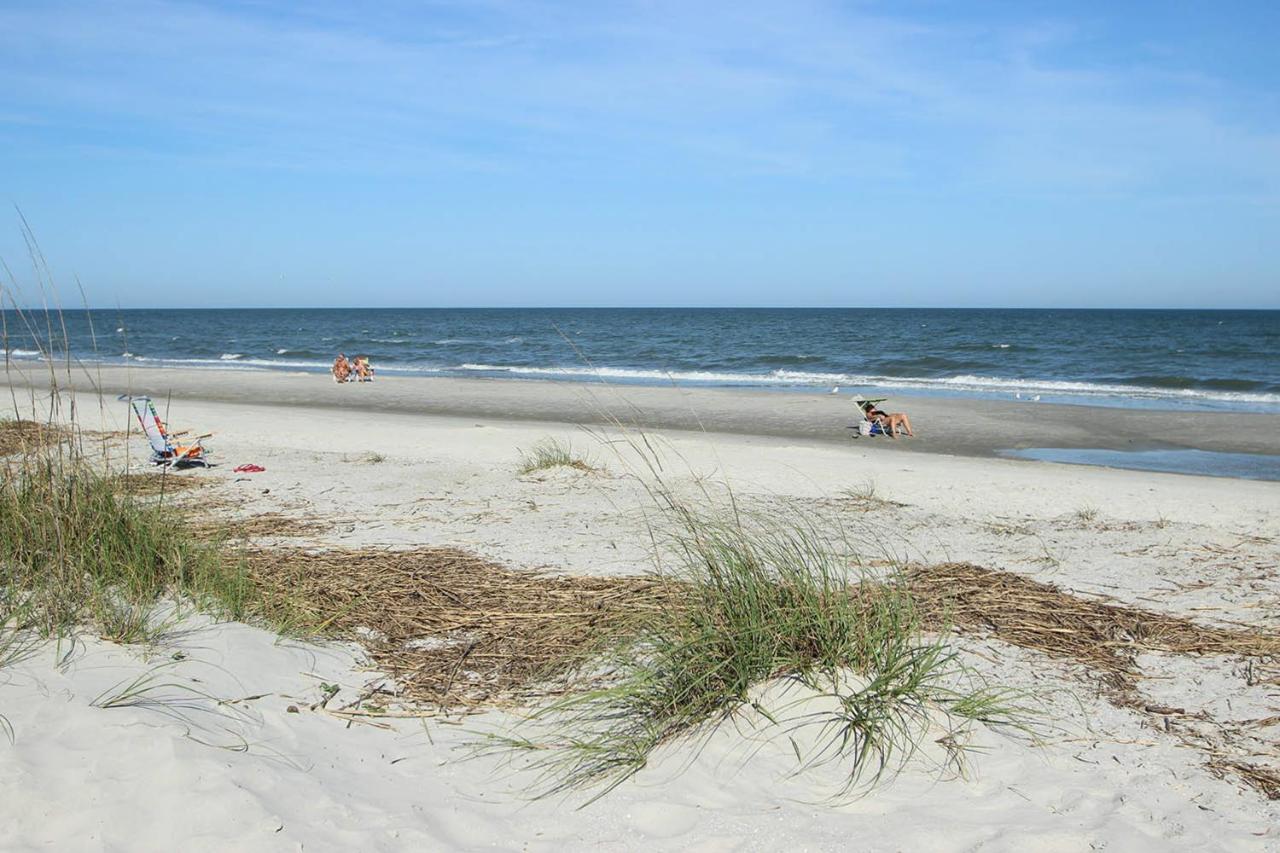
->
2;370;1279;852
7;0;1278;847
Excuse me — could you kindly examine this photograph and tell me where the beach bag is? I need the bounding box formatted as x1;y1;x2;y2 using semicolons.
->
858;420;873;437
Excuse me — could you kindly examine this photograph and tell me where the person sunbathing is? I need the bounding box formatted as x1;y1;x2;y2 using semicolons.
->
353;356;373;381
864;403;914;438
332;353;352;383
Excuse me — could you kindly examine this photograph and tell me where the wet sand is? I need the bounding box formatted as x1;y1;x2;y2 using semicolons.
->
5;362;1280;459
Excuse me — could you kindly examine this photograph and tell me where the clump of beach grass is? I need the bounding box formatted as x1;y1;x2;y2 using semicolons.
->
834;479;906;512
844;478;879;502
0;450;257;644
516;437;600;475
1072;505;1100;524
1;254;263;644
486;500;1024;802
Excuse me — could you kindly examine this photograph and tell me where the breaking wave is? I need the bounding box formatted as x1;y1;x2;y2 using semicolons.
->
453;363;1280;406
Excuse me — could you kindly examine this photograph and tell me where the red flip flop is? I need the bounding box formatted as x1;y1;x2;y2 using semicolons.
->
233;464;266;473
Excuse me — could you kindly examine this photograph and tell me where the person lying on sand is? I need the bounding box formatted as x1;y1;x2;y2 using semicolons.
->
332;353;351;383
864;403;914;438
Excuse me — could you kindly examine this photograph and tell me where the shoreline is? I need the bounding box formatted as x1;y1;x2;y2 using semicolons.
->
5;361;1280;464
9;355;1279;415
8;352;1280;414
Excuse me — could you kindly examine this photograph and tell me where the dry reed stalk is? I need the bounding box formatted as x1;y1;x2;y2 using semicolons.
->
906;562;1279;691
0;419;66;457
111;472;208;497
192;512;327;540
1212;761;1280;800
906;561;1280;800
242;547;672;707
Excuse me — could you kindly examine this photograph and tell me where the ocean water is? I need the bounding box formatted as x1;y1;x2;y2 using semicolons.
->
3;308;1278;412
1001;448;1280;481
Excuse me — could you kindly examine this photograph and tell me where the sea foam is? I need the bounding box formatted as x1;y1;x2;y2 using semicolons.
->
452;363;1280;406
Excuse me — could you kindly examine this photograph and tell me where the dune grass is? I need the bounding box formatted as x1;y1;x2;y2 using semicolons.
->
1072;504;1100;524
486;500;1025;802
516;437;599;475
2;261;265;646
0;447;257;645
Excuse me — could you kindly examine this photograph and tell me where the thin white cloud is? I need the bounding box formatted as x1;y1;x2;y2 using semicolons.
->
0;0;1275;199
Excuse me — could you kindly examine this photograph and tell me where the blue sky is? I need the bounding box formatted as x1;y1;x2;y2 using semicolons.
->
0;0;1276;308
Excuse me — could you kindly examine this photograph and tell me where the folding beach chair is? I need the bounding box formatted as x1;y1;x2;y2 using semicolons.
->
853;398;889;438
120;395;211;468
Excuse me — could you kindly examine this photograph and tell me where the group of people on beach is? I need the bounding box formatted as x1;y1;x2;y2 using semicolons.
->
331;353;374;383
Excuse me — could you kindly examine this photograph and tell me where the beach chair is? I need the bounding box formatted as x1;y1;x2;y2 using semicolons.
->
853;399;889;438
120;395;211;468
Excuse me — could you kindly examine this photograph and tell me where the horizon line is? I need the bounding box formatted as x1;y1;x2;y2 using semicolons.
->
5;305;1279;313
